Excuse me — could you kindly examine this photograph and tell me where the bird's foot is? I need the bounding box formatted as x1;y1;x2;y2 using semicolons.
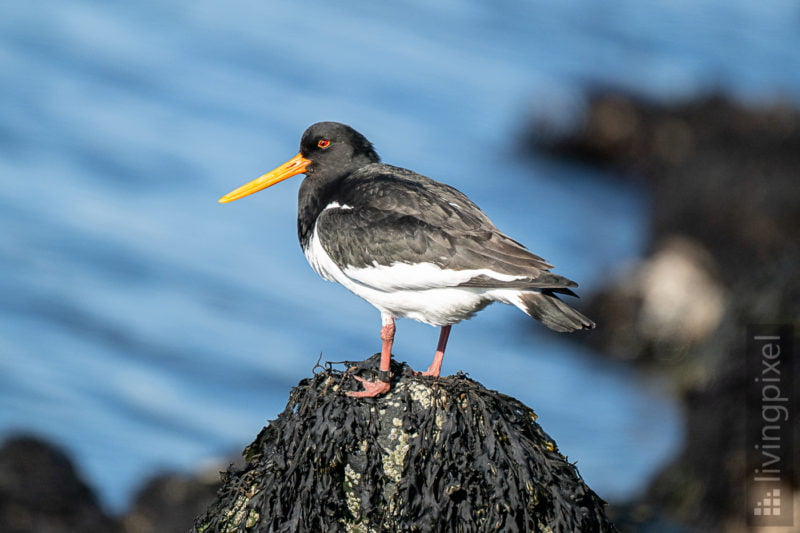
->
417;361;442;378
346;375;391;398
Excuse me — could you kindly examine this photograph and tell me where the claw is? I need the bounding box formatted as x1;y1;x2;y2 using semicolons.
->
346;375;391;398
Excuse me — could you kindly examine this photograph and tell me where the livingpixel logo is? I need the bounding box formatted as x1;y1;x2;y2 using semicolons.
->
746;325;794;527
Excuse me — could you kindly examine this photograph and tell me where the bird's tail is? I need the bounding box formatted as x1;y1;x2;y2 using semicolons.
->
518;290;595;333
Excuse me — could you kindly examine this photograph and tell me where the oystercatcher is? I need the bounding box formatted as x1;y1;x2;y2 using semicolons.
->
219;122;594;397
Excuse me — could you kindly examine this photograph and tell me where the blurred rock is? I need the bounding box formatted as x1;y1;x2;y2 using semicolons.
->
0;435;120;533
0;432;229;533
527;92;800;531
122;467;222;533
529;91;800;369
633;237;724;343
531;92;800;271
585;236;726;366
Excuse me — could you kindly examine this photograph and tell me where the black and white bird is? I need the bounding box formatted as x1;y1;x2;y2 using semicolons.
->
219;122;594;397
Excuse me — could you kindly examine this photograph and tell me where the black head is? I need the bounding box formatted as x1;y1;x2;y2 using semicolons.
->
299;122;380;178
218;122;380;204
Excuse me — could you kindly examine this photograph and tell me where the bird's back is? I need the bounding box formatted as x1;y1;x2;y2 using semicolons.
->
317;163;564;288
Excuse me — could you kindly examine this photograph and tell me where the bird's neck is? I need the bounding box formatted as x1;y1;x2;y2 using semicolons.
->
296;153;380;249
297;174;344;249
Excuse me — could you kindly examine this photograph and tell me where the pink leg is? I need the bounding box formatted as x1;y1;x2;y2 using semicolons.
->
347;315;394;398
422;325;451;377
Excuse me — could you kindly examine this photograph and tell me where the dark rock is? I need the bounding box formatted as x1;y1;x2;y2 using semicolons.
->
0;435;120;533
195;356;616;532
527;92;800;531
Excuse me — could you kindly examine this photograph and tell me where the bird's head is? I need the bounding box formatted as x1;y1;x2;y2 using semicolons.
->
218;122;379;203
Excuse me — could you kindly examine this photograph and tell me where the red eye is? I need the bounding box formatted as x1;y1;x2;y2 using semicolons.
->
317;139;331;149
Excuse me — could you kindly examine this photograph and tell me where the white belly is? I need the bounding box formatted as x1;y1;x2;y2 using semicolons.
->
303;224;525;326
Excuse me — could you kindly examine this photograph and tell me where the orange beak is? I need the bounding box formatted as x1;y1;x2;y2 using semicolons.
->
218;153;311;203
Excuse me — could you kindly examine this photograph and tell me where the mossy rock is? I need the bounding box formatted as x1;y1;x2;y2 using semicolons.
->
195;356;616;532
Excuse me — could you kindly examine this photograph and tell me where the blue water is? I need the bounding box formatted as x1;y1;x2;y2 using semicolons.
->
2;1;799;513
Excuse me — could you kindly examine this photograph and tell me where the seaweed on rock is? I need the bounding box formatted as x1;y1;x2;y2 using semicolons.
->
195;355;615;532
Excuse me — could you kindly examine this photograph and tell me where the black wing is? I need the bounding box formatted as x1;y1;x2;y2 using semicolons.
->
315;164;577;292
